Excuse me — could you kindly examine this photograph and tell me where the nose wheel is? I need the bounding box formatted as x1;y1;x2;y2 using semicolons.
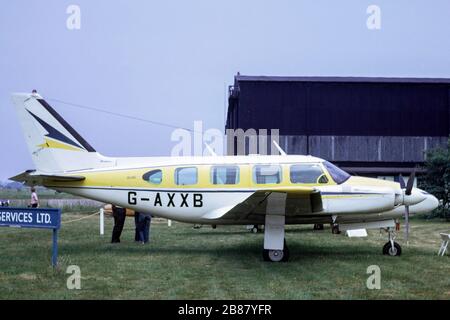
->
382;227;402;256
383;241;402;256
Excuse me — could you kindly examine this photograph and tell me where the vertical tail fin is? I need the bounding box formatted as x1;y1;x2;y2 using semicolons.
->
11;92;114;173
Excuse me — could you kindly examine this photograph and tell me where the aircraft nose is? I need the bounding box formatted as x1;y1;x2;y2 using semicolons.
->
403;188;427;206
406;191;439;215
428;194;439;211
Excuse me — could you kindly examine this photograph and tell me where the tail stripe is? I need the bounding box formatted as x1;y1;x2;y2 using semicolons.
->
37;99;96;152
26;109;84;150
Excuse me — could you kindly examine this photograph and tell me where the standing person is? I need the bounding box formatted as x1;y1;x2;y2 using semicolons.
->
140;214;152;244
111;205;126;243
30;187;39;208
135;212;152;244
134;211;142;242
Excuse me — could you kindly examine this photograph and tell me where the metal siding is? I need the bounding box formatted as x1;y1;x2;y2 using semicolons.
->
227;77;450;171
238;81;308;134
233;80;450;137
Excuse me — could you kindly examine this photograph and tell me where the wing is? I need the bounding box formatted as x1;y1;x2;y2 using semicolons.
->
10;170;85;186
203;186;323;221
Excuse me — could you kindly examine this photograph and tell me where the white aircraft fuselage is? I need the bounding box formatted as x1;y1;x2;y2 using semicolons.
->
37;154;438;226
10;92;439;261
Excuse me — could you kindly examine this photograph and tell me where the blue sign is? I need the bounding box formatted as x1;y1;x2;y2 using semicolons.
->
0;207;61;267
0;207;61;229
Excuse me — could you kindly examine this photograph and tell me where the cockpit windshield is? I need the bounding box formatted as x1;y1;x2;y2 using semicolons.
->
323;161;351;184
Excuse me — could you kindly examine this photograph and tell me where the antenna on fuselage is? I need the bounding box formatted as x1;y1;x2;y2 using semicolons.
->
272;140;287;156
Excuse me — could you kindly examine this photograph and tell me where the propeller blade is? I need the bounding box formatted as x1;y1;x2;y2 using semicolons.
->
396;174;406;189
405;170;415;196
405;205;410;245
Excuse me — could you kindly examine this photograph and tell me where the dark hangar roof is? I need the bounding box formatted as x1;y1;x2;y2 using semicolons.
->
235;75;450;84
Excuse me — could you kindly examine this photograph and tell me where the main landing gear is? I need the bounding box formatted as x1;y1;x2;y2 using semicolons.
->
262;214;289;262
263;239;289;262
382;228;402;256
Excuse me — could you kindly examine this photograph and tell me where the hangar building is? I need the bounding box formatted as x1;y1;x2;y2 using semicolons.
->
226;74;450;178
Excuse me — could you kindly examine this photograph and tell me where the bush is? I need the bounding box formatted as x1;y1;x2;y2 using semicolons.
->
418;137;450;220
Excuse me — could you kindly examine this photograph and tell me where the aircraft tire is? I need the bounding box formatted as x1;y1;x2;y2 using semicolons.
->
382;242;402;256
262;240;290;262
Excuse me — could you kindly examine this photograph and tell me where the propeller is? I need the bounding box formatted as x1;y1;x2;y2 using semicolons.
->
398;170;416;245
397;174;406;189
405;170;415;196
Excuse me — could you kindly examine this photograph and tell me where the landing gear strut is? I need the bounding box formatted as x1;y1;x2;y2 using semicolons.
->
262;193;290;262
382;228;402;256
263;211;289;262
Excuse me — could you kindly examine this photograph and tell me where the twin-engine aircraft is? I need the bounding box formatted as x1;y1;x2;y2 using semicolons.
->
10;92;439;262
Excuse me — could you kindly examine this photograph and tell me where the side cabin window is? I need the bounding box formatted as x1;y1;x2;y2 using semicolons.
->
175;167;198;185
253;165;282;184
142;169;162;184
290;164;329;184
211;166;239;185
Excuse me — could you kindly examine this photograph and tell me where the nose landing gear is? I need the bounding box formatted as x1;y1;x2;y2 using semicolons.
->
382;228;402;256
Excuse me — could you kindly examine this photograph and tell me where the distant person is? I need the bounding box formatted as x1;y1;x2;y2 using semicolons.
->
30;187;39;208
135;211;152;244
134;211;141;242
141;214;152;244
111;205;126;243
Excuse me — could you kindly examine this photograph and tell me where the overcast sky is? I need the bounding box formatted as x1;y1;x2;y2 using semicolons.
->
1;0;450;181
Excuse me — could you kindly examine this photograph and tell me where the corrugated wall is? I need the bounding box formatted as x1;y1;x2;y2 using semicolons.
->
228;81;450;137
280;135;447;162
226;79;450;168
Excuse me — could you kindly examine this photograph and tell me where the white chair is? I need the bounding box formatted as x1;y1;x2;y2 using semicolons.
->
438;233;450;256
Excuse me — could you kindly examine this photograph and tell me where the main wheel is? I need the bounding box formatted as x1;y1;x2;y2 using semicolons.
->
382;241;402;256
262;241;290;262
251;226;259;233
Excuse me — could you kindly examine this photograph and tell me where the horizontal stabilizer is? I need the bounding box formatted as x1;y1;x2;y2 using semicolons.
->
10;170;85;186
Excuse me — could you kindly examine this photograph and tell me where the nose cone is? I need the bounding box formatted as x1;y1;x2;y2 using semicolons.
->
403;188;427;206
427;194;439;211
409;192;439;215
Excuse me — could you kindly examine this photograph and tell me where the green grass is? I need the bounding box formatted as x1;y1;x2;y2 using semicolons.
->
0;213;449;299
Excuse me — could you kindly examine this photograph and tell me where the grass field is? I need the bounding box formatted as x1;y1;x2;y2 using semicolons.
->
0;211;449;299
